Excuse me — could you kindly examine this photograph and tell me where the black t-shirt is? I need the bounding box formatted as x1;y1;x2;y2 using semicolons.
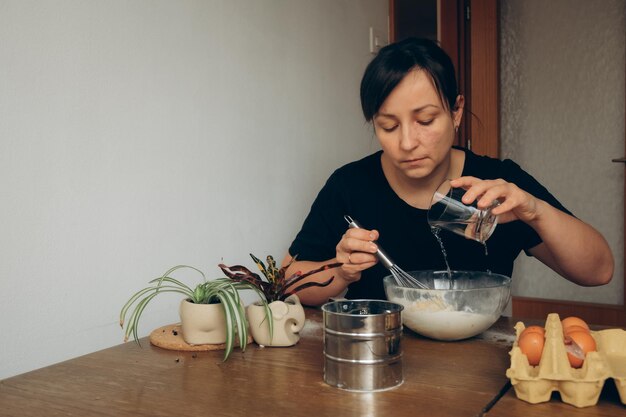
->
288;148;570;300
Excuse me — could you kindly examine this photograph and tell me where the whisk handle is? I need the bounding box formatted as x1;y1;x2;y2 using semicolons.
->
373;248;394;270
343;215;394;269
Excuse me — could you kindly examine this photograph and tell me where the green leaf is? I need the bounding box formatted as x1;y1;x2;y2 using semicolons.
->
250;253;270;281
121;265;275;361
218;291;235;361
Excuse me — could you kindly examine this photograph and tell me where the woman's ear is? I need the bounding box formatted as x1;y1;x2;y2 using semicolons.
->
452;95;465;129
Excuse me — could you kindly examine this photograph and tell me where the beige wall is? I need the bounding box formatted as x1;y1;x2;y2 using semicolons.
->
500;0;625;304
0;0;388;379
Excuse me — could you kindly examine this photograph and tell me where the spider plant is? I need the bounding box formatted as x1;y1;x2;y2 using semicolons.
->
219;254;342;303
119;265;269;361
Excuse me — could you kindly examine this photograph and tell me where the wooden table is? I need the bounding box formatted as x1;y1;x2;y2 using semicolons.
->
0;309;622;417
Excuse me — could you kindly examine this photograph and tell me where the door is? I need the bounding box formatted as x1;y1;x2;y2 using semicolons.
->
390;0;499;158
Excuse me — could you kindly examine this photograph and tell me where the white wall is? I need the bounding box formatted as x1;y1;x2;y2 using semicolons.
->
0;0;387;379
500;0;625;303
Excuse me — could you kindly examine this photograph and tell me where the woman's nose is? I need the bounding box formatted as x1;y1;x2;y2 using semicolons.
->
399;123;420;150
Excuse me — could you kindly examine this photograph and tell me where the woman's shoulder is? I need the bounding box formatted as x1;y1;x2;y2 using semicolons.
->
337;150;382;170
330;150;383;179
459;147;565;211
315;150;384;196
459;147;527;180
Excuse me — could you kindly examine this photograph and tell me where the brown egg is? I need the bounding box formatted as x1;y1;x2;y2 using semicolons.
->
520;325;545;337
565;330;597;368
563;324;589;336
561;316;590;333
518;331;545;366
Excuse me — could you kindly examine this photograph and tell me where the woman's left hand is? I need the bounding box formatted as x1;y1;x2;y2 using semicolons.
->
449;176;540;225
450;176;614;287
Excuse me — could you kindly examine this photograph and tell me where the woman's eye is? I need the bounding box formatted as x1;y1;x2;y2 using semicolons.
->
380;125;398;132
417;119;434;126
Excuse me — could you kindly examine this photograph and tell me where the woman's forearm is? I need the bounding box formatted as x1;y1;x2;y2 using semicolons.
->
282;255;351;306
528;200;614;286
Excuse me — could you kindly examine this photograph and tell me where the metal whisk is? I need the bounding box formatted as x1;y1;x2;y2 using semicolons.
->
344;215;429;289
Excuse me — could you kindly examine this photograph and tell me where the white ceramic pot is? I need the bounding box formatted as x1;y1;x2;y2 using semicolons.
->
179;299;226;345
246;294;305;347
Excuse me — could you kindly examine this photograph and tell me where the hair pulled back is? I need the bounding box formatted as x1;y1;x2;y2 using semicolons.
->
360;38;459;121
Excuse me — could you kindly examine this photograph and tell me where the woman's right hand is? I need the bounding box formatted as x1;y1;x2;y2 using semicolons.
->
335;227;380;283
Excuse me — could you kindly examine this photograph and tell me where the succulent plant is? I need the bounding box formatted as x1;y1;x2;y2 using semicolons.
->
119;265;268;361
218;254;341;303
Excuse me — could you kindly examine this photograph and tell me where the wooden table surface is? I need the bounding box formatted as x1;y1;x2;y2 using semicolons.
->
0;309;623;417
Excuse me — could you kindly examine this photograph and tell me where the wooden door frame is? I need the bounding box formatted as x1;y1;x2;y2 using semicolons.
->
465;0;499;158
389;0;498;155
389;0;625;326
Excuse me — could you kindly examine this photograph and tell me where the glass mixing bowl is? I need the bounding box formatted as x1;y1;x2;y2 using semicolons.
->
383;270;511;341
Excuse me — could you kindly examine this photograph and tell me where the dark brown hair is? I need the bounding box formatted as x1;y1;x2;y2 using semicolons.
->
360;37;458;121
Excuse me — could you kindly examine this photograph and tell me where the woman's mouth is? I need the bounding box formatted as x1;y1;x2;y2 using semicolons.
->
402;156;427;165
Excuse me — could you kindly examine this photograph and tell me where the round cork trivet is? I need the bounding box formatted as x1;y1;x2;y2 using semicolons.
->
149;323;253;351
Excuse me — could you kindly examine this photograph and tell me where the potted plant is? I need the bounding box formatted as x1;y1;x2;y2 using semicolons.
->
119;265;269;360
219;254;341;346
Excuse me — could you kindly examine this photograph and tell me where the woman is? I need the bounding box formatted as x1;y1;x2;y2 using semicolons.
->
283;38;613;306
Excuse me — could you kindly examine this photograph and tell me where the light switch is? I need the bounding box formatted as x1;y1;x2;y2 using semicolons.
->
369;27;383;54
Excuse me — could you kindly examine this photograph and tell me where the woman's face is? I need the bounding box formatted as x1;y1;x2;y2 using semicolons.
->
373;69;463;181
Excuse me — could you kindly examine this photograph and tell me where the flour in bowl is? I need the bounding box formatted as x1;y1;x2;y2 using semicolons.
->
390;296;498;340
402;309;498;340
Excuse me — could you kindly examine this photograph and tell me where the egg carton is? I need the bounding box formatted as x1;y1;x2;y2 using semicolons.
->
506;313;626;408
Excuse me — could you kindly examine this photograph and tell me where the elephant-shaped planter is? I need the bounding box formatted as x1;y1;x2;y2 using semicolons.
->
246;294;305;347
179;299;227;345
